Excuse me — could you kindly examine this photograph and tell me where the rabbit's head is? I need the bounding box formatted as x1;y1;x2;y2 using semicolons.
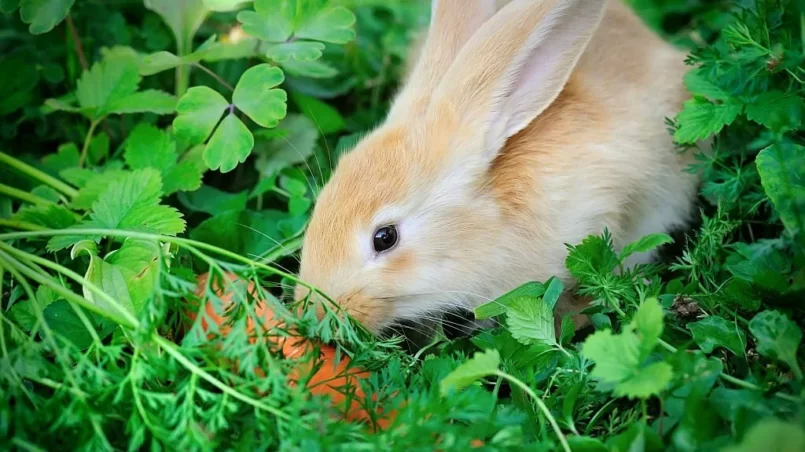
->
296;0;608;333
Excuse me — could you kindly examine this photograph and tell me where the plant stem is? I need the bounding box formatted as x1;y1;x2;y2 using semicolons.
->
192;63;235;91
79;120;100;168
0;219;47;231
66;14;88;70
0;151;78;198
152;335;293;420
495;370;571;452
0;183;55;206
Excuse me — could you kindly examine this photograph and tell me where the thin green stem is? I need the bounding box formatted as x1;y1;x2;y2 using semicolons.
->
152;335;293;421
191;63;234;91
0;183;54;206
0;151;78;198
494;370;570;452
0;219;47;231
0;242;139;328
78;119;100;168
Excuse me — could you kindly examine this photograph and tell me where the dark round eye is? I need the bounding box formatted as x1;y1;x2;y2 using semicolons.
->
373;225;399;253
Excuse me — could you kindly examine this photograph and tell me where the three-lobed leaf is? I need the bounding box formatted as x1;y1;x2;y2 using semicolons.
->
232;64;287;128
19;0;75;35
173;86;229;146
204;114;254;173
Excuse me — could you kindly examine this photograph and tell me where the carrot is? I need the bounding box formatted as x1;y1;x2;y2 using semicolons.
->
186;272;395;429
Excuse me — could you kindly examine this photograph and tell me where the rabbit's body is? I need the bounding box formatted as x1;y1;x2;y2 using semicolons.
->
296;0;699;333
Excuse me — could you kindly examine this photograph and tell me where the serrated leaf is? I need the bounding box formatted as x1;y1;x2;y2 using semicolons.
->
674;98;742;144
163;160;202;195
125;124;176;172
173;86;229;146
566;232;619;279
204;114;254;173
506;297;555;346
756;143;805;236
74;47;142;120
70;169;129;210
42;143;80;172
633;298;664;358
19;0;74;34
12;204;76;229
295;5;356;44
266;41;325;62
583;330;641;383
475;281;546;319
745;91;804;131
683;69;731;101
612;362;673;399
688;316;746;356
439;349;500;395
254;114;317;176
749;310;803;378
49;169;185;251
620;233;673;261
107;89;176;115
232;64;287;128
9;286;60;332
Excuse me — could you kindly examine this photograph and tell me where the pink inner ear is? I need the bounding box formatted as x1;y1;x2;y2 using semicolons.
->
494;6;603;140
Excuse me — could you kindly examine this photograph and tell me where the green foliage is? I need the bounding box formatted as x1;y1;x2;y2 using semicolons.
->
2;0;805;450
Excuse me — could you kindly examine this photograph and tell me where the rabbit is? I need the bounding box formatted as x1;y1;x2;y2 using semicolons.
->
294;0;699;336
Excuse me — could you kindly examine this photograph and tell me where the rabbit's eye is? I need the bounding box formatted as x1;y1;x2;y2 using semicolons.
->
373;225;398;253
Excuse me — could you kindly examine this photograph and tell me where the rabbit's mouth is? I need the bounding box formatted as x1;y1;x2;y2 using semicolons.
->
378;308;484;352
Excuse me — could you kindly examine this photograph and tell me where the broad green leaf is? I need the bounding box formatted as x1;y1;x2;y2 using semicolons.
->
204;114;254;173
9;286;60;331
74;47;142;120
687;316;746;356
173;86;229;146
559;316;575;346
745;91;804;131
291;92;346;135
49;169;185;251
232;64;287;128
583;330;641;383
72;243;136;317
475;281;546;319
683;69;731;101
144;0;208;54
749;310;803;378
723;419;805;452
162;160;202;195
633;297;664;358
139;51;183;76
620;233;673;261
178;184;248;215
106;239;164;314
88;133;110;166
19;0;74;34
506;296;555;346
254;114;317;176
266;41;324;62
756;143;805;236
288;196;311;216
439;349;500;395
125;124;176;172
42;142;80;172
107;89;177;115
190;209;287;256
542;277;564;311
613;362;673;399
295;5;356;44
12;204;76;229
70;169;129;209
31;186;61;203
674;98;742;144
566;436;608;452
43;300;94;349
280;59;338;78
237;0;294;42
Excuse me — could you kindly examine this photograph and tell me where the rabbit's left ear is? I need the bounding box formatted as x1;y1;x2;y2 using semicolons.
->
430;0;608;164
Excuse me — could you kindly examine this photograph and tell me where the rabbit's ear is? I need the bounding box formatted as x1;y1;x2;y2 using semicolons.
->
430;0;607;164
386;0;498;122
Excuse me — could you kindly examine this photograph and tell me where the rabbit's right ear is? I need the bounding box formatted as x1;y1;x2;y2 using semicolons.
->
385;0;498;123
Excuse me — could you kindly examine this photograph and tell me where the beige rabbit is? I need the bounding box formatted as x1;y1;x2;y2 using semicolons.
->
295;0;699;335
